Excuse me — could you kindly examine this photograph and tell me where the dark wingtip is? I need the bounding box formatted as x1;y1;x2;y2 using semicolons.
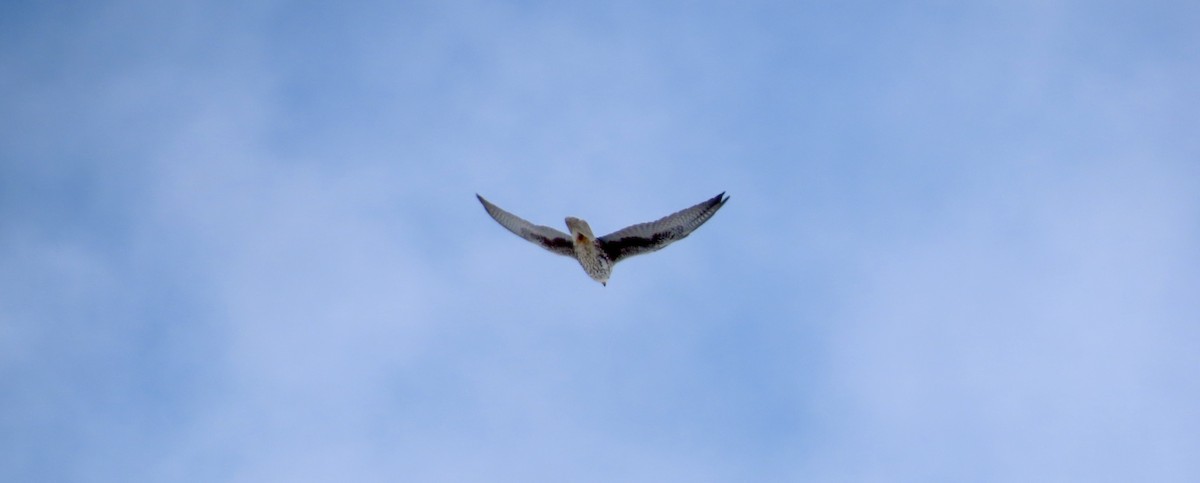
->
476;194;495;214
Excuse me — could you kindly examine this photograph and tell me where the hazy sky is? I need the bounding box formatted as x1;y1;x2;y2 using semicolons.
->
3;1;1198;481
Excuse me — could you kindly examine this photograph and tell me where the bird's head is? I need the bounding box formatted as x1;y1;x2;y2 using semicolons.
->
564;217;595;243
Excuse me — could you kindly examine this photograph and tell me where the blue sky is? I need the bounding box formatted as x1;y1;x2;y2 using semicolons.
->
3;1;1198;481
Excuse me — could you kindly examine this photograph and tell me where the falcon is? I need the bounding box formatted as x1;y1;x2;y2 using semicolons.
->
476;192;729;286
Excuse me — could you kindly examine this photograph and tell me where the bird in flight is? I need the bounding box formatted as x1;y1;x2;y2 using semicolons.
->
476;192;729;286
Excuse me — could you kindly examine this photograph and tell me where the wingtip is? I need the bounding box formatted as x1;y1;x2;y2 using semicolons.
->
476;194;496;213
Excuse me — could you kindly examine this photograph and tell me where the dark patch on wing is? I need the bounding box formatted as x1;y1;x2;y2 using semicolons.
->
527;228;575;254
598;231;674;262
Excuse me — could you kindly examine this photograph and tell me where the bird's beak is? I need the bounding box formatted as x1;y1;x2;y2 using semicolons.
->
602;282;607;287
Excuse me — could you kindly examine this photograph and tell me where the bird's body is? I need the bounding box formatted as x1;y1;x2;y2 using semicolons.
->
565;217;614;284
476;192;729;286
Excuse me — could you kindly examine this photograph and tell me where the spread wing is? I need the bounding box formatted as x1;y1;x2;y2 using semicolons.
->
597;192;729;264
476;194;575;257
